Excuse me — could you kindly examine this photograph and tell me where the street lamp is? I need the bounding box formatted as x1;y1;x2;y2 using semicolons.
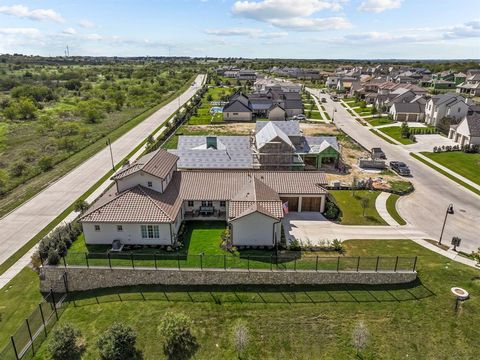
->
106;138;115;173
439;203;454;245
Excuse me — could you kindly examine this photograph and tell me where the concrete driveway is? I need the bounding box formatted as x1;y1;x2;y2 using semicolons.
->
0;75;206;266
308;88;480;253
404;134;457;152
282;212;429;245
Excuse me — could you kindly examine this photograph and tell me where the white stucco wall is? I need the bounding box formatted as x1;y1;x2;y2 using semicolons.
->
116;172;163;193
231;212;280;247
268;107;286;121
82;222;173;245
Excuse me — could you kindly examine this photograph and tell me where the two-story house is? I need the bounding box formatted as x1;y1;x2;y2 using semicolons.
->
424;93;469;127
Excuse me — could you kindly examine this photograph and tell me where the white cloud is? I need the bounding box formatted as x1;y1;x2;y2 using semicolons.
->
62;27;77;35
358;0;402;13
204;27;288;38
0;5;64;23
232;0;350;31
78;19;95;28
0;27;41;37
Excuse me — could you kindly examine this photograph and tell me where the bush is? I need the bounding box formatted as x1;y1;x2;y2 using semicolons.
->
97;323;137;360
47;248;60;265
73;199;89;213
48;324;83;360
38;156;54;171
324;201;340;220
158;312;198;360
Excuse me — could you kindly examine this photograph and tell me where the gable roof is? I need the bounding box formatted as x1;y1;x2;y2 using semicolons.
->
223;99;252;112
112;149;178;181
463;115;480;137
255;120;301;137
255;122;295;150
391;102;424;113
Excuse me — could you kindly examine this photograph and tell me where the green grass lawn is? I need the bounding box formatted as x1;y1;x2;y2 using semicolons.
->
329;190;387;225
421;151;480;186
0;268;43;350
385;194;407;225
368;116;394;127
188;87;233;125
307;111;323;120
30;239;480;360
378;126;414;145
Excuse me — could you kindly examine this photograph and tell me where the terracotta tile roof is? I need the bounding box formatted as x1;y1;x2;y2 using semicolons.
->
112;149;178;181
81;171;327;223
229;200;283;220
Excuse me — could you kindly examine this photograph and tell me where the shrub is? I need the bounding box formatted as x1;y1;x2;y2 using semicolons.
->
47;248;60;265
158;312;198;360
73;199;89;214
288;238;301;251
232;320;249;359
97;323;137;360
324;201;340;220
332;239;345;253
48;324;83;360
38;156;54;171
10;160;28;177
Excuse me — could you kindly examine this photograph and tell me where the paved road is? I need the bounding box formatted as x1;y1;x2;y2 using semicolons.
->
308;89;480;253
0;74;206;265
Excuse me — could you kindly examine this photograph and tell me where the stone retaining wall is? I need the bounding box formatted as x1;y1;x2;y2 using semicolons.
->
40;266;417;292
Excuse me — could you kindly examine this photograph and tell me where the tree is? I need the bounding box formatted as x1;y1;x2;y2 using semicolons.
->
361;197;370;217
73;199;89;214
48;324;83;360
352;321;369;356
97;323;137;360
232;320;249;359
400;122;410;138
158;312;198;360
38;156;54;171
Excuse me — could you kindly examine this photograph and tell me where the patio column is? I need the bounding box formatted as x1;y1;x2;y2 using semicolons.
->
320;195;326;213
298;196;303;212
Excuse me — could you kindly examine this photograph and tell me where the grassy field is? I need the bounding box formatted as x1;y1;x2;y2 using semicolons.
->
307;110;323;120
368;116;394;127
421;151;480;186
385;193;407;225
330;190;387;225
0;268;42;350
28;239;480;360
378;126;413;145
411;153;480;196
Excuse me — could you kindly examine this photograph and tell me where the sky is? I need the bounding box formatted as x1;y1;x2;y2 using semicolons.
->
0;0;479;59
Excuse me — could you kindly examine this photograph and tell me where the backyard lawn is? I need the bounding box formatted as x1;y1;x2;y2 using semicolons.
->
421;151;480;186
188;87;233;125
378;126;414;145
307;110;323;120
30;239;480;360
329;190;387;225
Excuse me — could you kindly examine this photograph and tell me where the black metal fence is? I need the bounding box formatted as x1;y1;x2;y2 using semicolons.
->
60;252;418;273
0;273;68;360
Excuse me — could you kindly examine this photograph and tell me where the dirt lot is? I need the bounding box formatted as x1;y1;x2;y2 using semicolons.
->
184;123;254;135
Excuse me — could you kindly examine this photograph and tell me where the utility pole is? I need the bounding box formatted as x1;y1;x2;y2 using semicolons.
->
106;138;115;172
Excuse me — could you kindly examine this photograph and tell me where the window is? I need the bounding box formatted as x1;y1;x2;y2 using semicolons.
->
117;225;123;232
147;181;153;187
207;201;213;207
201;201;207;206
94;225;101;231
220;201;226;207
233;112;238;115
187;200;194;207
141;225;160;239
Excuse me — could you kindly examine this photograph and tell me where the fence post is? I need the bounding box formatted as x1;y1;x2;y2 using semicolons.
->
413;256;417;272
294;258;297;271
316;256;319;271
336;257;340;272
200;254;203;270
63;273;69;295
50;289;59;320
270;255;273;271
108;252;112;269
375;256;379;272
247;255;250;271
11;336;19;360
394;256;399;272
39;303;47;337
63;256;67;268
224;254;227;270
85;253;89;268
131;253;135;269
26;318;34;354
356;257;360;272
154;252;157;270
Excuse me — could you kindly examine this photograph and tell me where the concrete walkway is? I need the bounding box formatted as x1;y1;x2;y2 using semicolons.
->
413;152;480;192
0;75;206;289
375;192;400;226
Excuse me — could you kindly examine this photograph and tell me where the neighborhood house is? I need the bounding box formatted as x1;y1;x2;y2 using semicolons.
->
79;150;328;248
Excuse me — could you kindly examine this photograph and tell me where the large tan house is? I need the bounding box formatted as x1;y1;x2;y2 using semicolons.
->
80;150;328;248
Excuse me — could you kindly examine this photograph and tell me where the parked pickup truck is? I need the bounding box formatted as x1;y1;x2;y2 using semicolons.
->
390;161;411;176
371;147;386;160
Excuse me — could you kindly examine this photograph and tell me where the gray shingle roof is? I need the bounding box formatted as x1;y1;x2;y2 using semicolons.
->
391;102;424;113
255;121;301;137
256;122;295;150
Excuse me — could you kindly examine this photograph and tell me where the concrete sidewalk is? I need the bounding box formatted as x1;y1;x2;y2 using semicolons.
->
375;192;401;226
413;152;480;192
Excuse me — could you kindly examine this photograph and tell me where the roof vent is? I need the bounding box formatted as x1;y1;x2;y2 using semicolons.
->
206;136;217;150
